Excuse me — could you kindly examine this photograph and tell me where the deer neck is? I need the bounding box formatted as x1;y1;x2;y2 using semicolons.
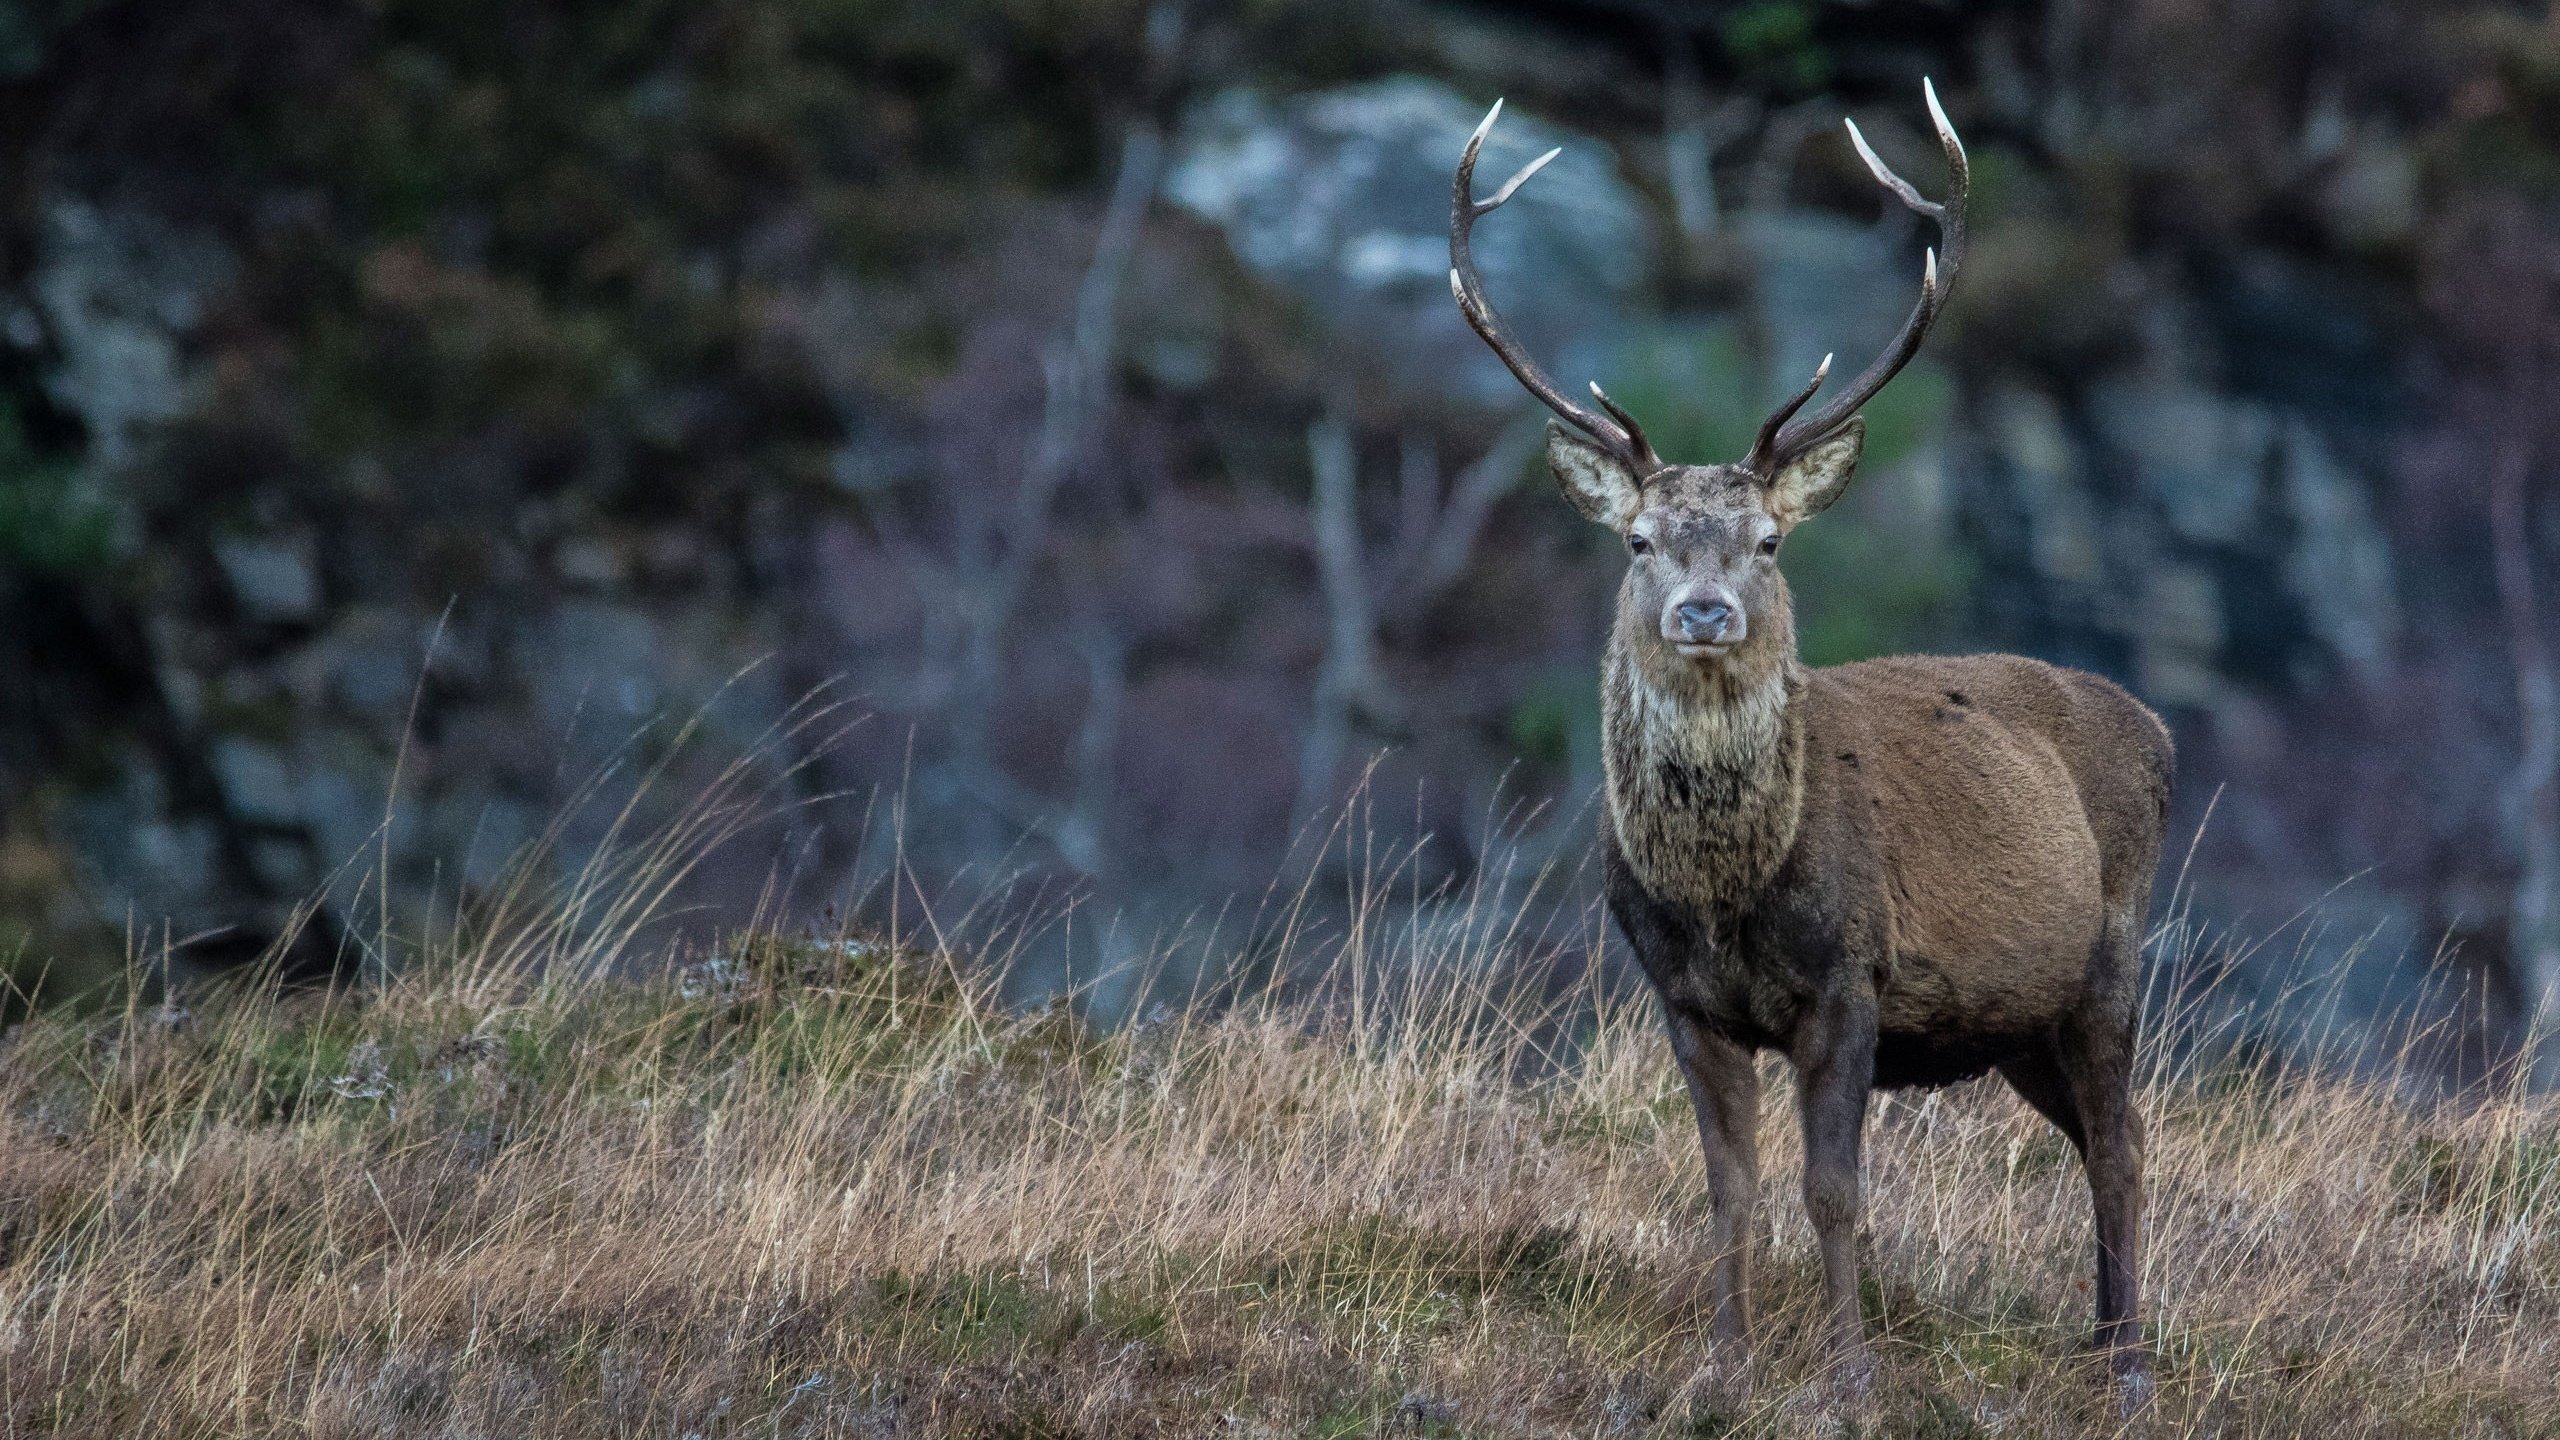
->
1600;608;1807;926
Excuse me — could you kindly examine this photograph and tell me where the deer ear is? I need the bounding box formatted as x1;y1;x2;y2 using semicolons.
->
1546;423;1641;529
1765;418;1864;527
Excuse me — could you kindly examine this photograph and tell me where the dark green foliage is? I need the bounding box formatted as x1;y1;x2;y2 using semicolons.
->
873;1268;1052;1356
1721;2;1830;95
0;398;110;575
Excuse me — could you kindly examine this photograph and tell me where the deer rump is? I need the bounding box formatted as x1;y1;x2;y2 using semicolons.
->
1632;654;2172;1092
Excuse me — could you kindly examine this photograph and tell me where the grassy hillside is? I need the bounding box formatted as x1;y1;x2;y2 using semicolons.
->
0;907;2555;1437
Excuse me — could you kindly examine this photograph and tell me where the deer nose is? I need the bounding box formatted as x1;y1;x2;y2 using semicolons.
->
1677;600;1740;646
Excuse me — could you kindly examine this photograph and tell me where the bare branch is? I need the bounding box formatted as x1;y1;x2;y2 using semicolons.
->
1293;404;1397;838
931;7;1186;867
1395;411;1545;612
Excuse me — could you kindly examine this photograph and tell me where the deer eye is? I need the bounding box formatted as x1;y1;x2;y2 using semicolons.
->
1757;533;1781;558
1627;533;1652;556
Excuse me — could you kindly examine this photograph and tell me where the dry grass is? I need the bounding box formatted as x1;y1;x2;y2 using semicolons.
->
0;900;2551;1440
3;689;2556;1440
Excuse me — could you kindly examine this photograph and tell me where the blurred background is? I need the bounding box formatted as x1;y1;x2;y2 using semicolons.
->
0;0;2554;1073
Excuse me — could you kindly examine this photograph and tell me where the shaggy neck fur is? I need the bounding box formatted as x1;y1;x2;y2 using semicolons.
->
1600;584;1807;928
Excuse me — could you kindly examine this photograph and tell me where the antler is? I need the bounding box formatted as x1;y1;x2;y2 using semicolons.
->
1449;100;1663;476
1743;78;1968;476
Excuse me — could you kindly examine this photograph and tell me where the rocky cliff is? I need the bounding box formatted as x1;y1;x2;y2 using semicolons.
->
0;0;2550;1063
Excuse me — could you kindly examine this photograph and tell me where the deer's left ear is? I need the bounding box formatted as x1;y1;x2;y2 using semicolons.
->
1764;418;1864;528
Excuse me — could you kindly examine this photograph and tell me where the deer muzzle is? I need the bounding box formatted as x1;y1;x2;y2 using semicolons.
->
1670;594;1745;656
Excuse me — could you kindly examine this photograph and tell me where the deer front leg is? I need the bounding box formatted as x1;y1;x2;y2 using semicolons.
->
1663;1005;1760;1346
1791;991;1878;1390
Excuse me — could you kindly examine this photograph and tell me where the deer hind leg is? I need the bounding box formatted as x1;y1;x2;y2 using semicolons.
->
2003;1027;2150;1403
1663;1006;1761;1346
1996;1044;2086;1153
2060;909;2152;1401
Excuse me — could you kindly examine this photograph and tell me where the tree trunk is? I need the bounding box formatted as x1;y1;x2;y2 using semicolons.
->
1292;403;1386;841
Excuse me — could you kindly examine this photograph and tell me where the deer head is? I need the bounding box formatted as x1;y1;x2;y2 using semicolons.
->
1449;85;1966;672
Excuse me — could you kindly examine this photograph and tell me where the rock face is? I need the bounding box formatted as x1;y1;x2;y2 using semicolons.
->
1970;378;2398;708
1;117;2394;966
0;0;2538;1062
29;199;229;472
1166;77;1650;404
6;189;810;971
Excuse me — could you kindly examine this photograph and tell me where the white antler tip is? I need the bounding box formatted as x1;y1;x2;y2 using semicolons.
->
1924;247;1938;291
1816;352;1835;380
1470;98;1504;149
1844;118;1893;188
1922;77;1963;158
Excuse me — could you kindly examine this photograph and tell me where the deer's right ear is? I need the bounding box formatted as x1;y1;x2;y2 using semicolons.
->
1546;423;1641;529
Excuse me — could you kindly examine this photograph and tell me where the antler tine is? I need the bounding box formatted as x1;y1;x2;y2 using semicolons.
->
1588;382;1659;468
1845;118;1933;216
1753;78;1969;474
1450;100;1661;474
1742;352;1833;474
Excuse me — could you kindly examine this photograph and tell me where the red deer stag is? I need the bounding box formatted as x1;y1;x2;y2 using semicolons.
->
1450;84;2173;1400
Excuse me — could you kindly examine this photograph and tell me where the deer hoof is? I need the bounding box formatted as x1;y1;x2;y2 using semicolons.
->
1679;1347;1756;1408
2109;1350;2157;1416
1825;1344;1879;1405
